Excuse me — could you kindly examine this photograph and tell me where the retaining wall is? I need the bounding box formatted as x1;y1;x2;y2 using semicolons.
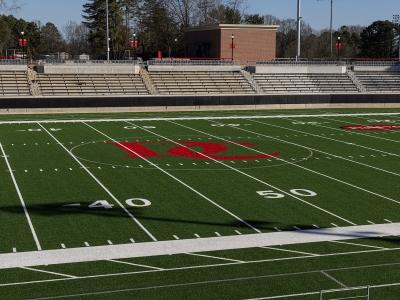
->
38;64;141;74
255;65;347;74
147;65;242;72
0;94;398;109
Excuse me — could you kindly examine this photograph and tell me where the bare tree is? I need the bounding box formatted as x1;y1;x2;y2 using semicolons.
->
196;0;218;25
63;21;89;55
165;0;196;28
0;0;20;13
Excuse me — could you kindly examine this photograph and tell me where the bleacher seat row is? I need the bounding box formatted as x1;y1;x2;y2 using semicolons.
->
0;71;31;96
355;72;400;93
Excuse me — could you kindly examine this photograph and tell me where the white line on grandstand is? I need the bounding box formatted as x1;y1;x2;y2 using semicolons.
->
318;116;400;144
260;246;318;257
187;119;400;207
185;252;244;263
0;143;42;251
0;112;399;125
5;245;400;289
24;263;400;300
330;240;387;250
129;121;355;226
246;119;400;178
320;270;347;288
108;259;164;270
83;122;260;233
21;267;77;279
37;123;158;242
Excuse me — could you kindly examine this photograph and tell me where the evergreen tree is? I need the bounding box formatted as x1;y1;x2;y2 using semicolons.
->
360;21;395;58
82;0;127;59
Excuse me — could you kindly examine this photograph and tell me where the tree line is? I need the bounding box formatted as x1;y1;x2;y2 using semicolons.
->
0;0;398;60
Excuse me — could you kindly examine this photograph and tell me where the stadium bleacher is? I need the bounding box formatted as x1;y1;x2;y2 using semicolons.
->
355;72;400;93
149;71;255;95
0;70;31;96
253;73;359;94
36;73;149;96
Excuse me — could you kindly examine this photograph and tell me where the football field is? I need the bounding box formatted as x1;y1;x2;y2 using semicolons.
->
0;108;400;299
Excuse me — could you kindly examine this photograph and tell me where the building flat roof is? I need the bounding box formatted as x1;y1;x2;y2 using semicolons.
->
186;24;280;32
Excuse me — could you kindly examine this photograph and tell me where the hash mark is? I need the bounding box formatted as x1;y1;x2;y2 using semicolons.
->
194;234;201;238
234;230;242;235
384;219;393;223
12;248;17;253
61;244;66;249
331;223;339;227
293;226;301;230
367;220;375;224
173;235;180;240
313;224;320;229
107;240;113;245
84;242;90;247
215;232;221;237
130;238;135;243
274;227;281;232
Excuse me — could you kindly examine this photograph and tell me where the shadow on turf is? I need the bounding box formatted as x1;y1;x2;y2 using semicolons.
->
2;203;400;246
0;202;319;231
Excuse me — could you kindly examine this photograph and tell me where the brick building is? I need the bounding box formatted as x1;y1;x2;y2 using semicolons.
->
184;24;279;64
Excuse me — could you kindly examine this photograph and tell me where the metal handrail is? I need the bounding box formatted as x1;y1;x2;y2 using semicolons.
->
147;59;237;66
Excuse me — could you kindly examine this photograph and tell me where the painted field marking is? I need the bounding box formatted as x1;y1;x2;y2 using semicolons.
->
0;112;399;125
12;248;17;253
317;116;400;144
260;246;318;257
215;232;222;237
37;123;158;242
129;238;135;243
247;119;400;178
21;266;77;279
385;219;393;223
330;240;387;250
194;234;201;238
185;252;244;263
190;119;400;208
235;230;242;235
320;270;347;288
173;235;180;240
273;227;281;232
0;143;42;251
23;262;400;300
84;122;260;234
60;244;66;249
129;121;355;226
108;259;164;270
313;224;320;229
3;247;400;289
84;242;90;247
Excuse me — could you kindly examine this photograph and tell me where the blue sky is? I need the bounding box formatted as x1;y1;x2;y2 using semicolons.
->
13;0;400;32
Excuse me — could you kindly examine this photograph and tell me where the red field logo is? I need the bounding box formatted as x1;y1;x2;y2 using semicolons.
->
342;125;400;131
112;141;280;161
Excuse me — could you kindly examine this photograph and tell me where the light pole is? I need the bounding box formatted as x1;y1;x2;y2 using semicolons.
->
330;0;333;58
296;0;301;61
106;0;110;62
336;36;342;60
231;33;235;61
393;14;400;61
19;31;27;60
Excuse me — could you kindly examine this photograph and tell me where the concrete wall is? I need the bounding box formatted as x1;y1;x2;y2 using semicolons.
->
41;64;141;74
147;65;242;72
0;93;398;109
0;65;28;71
256;65;347;74
353;65;400;72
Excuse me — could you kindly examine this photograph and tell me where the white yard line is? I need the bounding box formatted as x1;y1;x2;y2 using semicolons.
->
128;121;355;226
260;246;318;257
1;223;400;270
182;119;400;208
247;119;400;178
108;259;164;270
330;240;387;250
0;143;42;251
185;252;244;263
21;267;77;279
37;123;158;242
83;122;260;233
320;270;347;288
0;112;399;125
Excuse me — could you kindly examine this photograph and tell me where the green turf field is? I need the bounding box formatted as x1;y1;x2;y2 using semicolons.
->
0;108;400;299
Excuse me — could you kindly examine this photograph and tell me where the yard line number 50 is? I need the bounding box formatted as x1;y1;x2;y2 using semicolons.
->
257;189;317;199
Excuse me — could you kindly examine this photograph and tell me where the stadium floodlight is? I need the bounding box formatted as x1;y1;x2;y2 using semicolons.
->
317;0;334;58
296;0;301;61
106;0;110;62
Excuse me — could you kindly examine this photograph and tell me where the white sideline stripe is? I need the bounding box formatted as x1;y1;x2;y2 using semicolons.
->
23;263;400;300
0;143;42;251
248;119;400;178
84;122;260;233
318;116;400;144
4;248;400;289
185;252;244;263
108;259;164;270
1;223;400;269
168;120;355;225
37;123;157;242
21;267;77;279
321;270;347;288
0;112;399;125
201;119;400;208
330;240;387;250
261;246;318;257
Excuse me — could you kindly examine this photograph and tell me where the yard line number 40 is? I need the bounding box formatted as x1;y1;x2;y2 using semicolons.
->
89;198;151;209
257;189;317;199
